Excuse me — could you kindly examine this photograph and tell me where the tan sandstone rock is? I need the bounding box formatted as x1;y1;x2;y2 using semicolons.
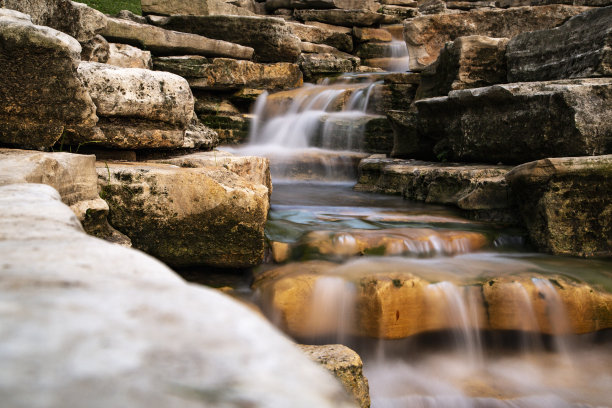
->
107;43;152;69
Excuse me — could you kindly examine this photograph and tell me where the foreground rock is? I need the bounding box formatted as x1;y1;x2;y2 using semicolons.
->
154;15;301;63
355;157;515;220
506;155;612;257
416;78;612;164
102;17;254;59
299;344;370;408
253;258;612;339
0;183;356;408
507;6;612;82
404;5;591;70
97;161;270;268
0;10;97;149
153;56;303;91
0;149;127;244
416;35;509;99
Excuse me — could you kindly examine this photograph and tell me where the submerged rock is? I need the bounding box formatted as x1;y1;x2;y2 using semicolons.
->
0;149;128;245
154;15;301;63
416;35;509;99
299;344;371;408
416;78;612;164
0;10;97;150
97;161;270;268
404;5;591;70
153;56;303;91
0;183;356;408
507;6;612;82
506;155;612;257
101;17;254;59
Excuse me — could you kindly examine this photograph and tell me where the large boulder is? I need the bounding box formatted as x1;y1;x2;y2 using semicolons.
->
97;161;270;268
416;35;509;100
141;0;255;16
404;5;592;70
507;6;612;82
0;149;127;244
0;0;107;43
0;10;97;150
506;155;612;257
416;78;612;164
0;183;357;408
154;15;301;63
288;21;353;52
101;17;254;59
153;56;303;91
299;344;370;408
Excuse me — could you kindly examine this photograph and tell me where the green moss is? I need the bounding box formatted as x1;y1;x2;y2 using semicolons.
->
74;0;141;15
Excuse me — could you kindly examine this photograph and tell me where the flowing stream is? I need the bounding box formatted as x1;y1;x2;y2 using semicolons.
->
224;50;612;408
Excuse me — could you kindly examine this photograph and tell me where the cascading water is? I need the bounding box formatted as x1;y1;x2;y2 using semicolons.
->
224;33;612;408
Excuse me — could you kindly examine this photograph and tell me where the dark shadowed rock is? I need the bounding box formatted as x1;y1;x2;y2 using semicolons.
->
507;6;612;82
154;15;301;63
80;34;109;63
404;5;591;70
102;17;254;59
416;35;509;99
506;155;612;257
0;11;97;150
416;78;612;164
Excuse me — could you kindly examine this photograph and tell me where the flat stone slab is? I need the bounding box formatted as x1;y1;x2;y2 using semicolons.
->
101;17;254;59
141;0;255;16
0;183;356;408
266;0;379;10
107;43;152;69
299;53;359;81
154;15;301;63
404;5;591;70
97;161;270;268
288;21;353;52
294;9;399;27
153;56;303;91
416;78;612;164
507;6;612;82
506;155;612;257
0;11;97;149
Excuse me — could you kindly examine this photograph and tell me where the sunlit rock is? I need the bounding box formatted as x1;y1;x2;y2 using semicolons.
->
141;0;255;16
288;21;353;52
294;9;399;27
506;155;612;257
353;27;393;43
299;344;371;408
107;43;152;69
507;6;612;82
97;161;270;268
299;53;360;81
404;5;591;70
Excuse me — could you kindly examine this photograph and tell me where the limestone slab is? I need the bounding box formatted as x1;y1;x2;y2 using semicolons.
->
294;9;398;27
107;43;152;69
141;0;255;16
288;21;353;52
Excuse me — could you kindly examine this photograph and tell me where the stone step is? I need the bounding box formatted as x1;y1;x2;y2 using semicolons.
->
288;21;353;52
101;17;254;59
253;258;612;339
294;9;401;27
141;0;255;16
265;0;380;11
416;78;612;164
299;53;360;81
404;4;592;70
151;15;302;63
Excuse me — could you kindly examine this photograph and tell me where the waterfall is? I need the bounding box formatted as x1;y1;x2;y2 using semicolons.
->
386;39;411;73
305;276;356;343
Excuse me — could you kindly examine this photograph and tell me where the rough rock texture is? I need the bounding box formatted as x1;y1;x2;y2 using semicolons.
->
299;53;359;80
353;27;393;43
507;6;612;82
107;43;152;69
0;149;128;244
294;9;396;27
386;109;435;159
253;259;612;339
141;0;255;16
299;344;370;408
184;114;219;149
0;0;107;43
154;150;272;194
199;114;251;145
80;34;109;63
97;161;270;268
355;42;396;59
506;155;612;257
153;56;303;91
79;62;192;125
155;15;301;63
404;5;592;70
0;183;357;408
288;21;353;52
416;78;612;164
102;17;254;59
0;11;97;150
266;0;380;10
416;35;509;99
